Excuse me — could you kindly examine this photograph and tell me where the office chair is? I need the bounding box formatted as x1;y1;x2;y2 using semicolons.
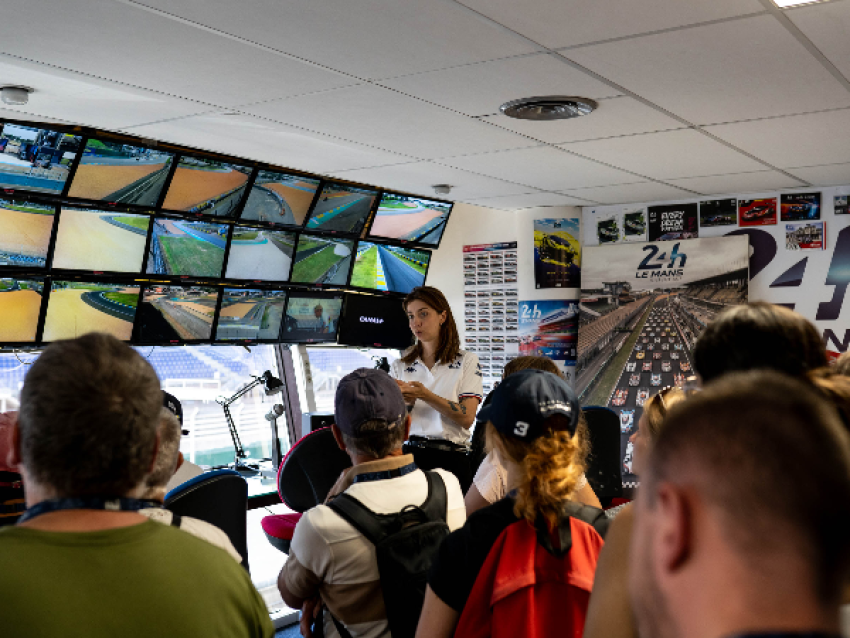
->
261;427;352;554
165;469;250;571
581;406;623;508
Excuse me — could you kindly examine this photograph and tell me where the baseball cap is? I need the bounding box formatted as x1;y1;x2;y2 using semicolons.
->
334;368;406;436
478;369;579;441
162;391;183;426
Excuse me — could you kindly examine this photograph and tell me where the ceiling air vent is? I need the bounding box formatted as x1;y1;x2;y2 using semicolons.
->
499;96;597;121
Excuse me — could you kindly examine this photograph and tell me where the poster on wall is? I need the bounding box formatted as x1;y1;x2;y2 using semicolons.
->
533;217;581;289
518;299;578;386
622;209;647;242
699;198;737;227
785;221;825;251
835;195;849;215
462;241;519;395
578;235;749;489
597;216;620;244
739;198;777;226
781;192;821;221
647;203;698;241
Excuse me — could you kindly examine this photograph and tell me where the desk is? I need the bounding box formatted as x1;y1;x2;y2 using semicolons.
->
246;464;281;510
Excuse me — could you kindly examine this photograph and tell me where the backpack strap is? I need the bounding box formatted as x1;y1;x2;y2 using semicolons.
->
419;471;448;522
534;501;611;558
170;512;182;528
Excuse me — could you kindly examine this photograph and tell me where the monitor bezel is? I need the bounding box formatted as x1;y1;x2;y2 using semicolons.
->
279;290;345;344
336;291;413;350
365;190;454;249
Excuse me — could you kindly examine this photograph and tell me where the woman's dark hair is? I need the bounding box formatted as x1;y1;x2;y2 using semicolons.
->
693;302;827;383
401;286;461;365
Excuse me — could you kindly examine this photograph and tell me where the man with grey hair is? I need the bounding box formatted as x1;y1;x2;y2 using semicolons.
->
138;407;242;563
278;368;466;638
629;370;850;638
0;332;273;637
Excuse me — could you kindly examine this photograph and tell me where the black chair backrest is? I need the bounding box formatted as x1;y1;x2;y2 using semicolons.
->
165;470;249;571
581;406;623;506
278;427;352;512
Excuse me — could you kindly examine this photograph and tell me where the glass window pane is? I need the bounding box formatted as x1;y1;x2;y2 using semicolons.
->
305;347;400;413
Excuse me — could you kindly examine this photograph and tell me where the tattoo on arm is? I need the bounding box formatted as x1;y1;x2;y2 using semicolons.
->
448;401;459;412
460;403;467;415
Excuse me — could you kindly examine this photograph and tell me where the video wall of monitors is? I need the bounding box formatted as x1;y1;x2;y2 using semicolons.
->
0;117;451;348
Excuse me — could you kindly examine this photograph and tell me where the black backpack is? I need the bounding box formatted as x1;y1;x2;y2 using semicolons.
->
327;471;449;638
0;471;25;527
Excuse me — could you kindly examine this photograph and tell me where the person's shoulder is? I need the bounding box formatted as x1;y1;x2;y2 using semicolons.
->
178;516;243;563
459;497;519;541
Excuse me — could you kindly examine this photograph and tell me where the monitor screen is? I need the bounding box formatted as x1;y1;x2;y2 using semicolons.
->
350;241;430;295
146;218;227;278
42;280;140;342
290;234;355;286
161;155;252;216
215;288;287;342
52;207;150;274
66;137;173;206
337;293;412;350
240;170;320;227
0;196;55;268
368;193;452;247
224;226;295;282
305;182;378;236
136;284;218;343
0;277;45;343
0;123;82;194
281;293;343;343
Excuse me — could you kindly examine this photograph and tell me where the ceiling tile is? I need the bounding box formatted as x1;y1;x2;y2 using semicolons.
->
783;162;850;187
240;85;534;159
788;1;850;84
564;15;850;125
561;129;766;180
127;113;412;174
706;108;850;169
380;53;620;117
127;0;540;80
562;181;695;205
334;162;534;200
465;192;598;209
666;170;806;196
458;0;764;49
439;146;640;190
481;96;685;144
0;0;356;107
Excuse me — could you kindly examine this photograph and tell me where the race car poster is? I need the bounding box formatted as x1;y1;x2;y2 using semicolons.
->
518;299;578;386
835;195;849;215
699;198;737;227
780;192;821;222
578;235;748;489
785;221;825;251
622;209;647;242
533;217;581;289
597;215;619;244
738;197;777;227
647;203;698;241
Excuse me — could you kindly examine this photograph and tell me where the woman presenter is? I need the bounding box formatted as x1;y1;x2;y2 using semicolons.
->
391;286;482;491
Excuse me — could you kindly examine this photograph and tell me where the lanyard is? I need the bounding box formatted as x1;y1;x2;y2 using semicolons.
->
351;462;418;484
18;497;161;524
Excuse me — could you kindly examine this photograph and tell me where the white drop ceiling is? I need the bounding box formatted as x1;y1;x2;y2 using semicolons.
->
1;0;850;209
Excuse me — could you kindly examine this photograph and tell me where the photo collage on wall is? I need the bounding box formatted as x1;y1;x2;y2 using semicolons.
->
463;242;520;394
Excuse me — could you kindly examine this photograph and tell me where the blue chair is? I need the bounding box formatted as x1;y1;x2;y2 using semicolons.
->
165;469;249;571
581;406;623;507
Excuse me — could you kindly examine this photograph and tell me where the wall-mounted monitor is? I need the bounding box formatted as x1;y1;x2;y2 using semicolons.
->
52;207;150;274
135;284;218;344
240;170;320;227
145;218;227;278
224;226;295;282
0;123;82;195
161;155;252;217
66;136;174;206
215;288;287;343
368;192;452;247
304;182;378;236
281;292;343;344
0;196;56;269
350;241;430;295
337;293;412;350
289;234;354;286
0;276;45;344
42;280;140;342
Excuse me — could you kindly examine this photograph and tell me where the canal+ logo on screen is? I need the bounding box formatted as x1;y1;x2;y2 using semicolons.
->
635;243;687;280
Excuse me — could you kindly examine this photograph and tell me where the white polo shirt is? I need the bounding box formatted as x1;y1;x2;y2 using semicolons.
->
390;349;483;444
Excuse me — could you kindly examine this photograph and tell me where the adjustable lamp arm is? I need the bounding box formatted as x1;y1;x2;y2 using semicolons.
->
217;375;264;462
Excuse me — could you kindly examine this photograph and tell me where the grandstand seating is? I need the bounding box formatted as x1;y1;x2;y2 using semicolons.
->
578;297;651;358
145;348;216;380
